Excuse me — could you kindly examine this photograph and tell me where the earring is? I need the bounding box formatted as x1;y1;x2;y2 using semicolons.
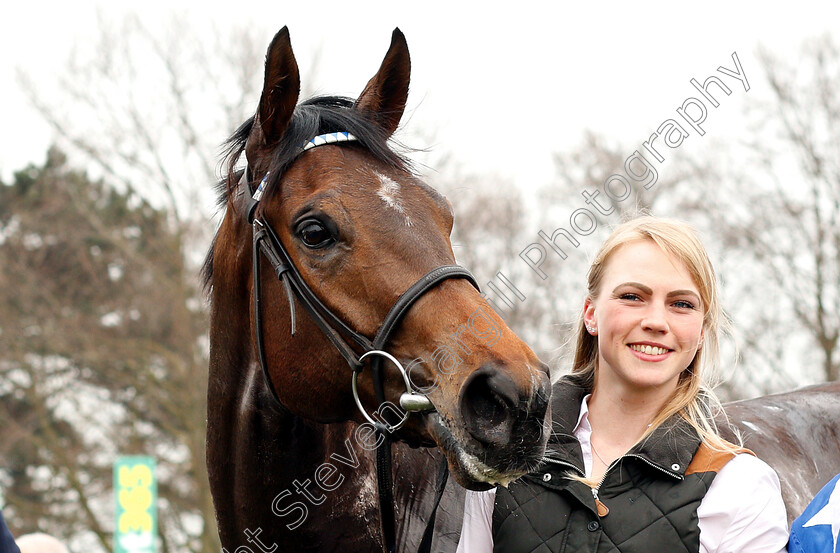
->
585;324;596;335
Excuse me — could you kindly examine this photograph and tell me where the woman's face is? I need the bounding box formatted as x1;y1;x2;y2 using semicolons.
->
584;240;705;395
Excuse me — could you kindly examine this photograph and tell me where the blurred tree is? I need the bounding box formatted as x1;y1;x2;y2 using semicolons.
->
548;129;701;224
0;149;213;552
16;10;264;228
743;35;840;384
435;172;560;365
17;10;324;230
675;35;840;387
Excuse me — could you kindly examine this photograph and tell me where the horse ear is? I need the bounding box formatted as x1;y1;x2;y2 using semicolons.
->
258;27;301;146
355;28;411;137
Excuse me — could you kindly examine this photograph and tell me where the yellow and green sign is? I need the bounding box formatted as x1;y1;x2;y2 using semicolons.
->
114;456;156;553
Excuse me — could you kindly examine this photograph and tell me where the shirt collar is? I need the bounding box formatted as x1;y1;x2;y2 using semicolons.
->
574;393;592;435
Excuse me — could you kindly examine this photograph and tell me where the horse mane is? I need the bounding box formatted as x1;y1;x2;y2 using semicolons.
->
201;96;413;293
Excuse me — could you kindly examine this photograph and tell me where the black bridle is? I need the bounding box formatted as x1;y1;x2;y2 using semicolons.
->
240;135;479;553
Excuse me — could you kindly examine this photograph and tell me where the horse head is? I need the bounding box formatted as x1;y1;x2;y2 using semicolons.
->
209;27;550;490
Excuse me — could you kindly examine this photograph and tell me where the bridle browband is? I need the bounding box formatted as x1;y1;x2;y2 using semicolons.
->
240;131;479;553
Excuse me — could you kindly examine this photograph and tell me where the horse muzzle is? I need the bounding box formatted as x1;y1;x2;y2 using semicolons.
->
430;361;552;489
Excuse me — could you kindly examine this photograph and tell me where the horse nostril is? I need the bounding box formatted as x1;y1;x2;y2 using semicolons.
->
459;366;518;447
469;379;514;425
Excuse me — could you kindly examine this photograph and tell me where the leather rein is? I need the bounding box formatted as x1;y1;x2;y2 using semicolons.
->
240;132;479;553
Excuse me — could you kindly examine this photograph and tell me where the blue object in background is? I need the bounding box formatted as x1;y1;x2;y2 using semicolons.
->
0;510;21;553
790;474;840;553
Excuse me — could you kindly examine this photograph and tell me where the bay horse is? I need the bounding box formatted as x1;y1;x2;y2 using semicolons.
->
203;28;551;552
721;380;840;523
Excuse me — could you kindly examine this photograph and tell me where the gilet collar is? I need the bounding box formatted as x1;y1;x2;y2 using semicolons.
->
544;374;702;479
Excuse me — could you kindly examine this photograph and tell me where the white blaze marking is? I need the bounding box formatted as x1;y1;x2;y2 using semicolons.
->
375;172;412;227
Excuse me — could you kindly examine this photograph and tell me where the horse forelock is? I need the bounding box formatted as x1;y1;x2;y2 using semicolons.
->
201;95;417;293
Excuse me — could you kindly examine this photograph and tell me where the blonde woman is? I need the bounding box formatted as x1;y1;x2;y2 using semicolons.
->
457;216;789;553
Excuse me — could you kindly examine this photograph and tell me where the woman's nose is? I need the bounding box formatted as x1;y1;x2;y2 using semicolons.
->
640;304;669;332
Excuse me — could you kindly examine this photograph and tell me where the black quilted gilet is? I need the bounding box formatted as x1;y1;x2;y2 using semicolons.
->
491;376;723;553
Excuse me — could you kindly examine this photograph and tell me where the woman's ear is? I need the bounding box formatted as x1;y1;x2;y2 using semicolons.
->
583;297;597;335
697;327;705;350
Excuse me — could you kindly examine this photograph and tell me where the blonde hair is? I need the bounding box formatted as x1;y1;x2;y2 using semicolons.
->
573;216;738;453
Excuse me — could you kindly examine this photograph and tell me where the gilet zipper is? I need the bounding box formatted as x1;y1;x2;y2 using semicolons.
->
592;454;682;516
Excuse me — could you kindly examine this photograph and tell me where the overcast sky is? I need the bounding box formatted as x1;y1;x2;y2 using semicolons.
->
2;2;837;189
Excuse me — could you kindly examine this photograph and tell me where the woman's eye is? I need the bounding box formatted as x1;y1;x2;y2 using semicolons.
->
673;300;695;309
297;220;334;248
619;293;641;301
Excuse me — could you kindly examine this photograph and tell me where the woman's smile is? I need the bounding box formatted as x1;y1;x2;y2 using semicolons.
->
627;342;673;360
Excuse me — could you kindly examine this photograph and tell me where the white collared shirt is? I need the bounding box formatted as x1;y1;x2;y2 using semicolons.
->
456;395;789;553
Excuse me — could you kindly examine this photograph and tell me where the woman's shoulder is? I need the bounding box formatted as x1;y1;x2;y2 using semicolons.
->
699;450;785;520
697;453;789;552
716;452;782;488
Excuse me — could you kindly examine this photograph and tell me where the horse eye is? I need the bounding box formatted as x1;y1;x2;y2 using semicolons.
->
296;220;334;248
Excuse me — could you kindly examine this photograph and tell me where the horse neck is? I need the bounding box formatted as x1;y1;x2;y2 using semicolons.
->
208;337;382;550
206;212;385;550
